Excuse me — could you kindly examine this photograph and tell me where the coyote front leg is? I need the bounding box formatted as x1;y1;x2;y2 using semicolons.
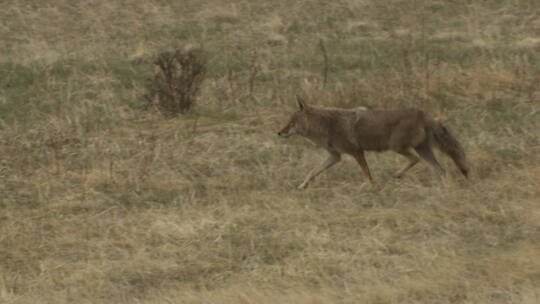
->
298;152;341;189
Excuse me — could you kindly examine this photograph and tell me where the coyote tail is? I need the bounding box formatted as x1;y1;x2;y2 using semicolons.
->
431;121;469;178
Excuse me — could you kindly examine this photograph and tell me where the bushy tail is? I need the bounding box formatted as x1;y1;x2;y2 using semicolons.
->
431;121;469;178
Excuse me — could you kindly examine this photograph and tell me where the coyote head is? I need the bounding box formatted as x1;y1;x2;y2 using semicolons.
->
278;96;310;138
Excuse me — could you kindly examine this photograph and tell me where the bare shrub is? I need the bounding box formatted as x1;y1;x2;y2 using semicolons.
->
145;49;206;115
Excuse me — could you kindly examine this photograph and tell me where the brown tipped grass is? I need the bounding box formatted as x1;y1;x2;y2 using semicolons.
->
1;0;540;303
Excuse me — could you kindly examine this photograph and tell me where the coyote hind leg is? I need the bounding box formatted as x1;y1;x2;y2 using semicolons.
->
394;149;419;178
354;151;374;183
414;141;445;174
298;152;341;189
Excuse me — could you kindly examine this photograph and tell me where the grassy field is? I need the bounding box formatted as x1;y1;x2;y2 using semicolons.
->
1;0;540;303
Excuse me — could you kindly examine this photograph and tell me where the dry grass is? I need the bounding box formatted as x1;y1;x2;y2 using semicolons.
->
1;0;540;303
145;49;206;115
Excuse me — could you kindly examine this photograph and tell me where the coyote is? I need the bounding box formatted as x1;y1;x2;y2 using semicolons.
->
278;96;468;189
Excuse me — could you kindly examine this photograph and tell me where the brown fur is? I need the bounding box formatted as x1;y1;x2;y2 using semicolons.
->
278;96;468;189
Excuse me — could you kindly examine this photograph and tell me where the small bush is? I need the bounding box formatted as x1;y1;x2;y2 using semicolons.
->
145;49;206;115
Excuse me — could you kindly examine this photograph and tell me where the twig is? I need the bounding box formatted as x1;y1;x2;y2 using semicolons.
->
248;49;259;99
319;39;329;88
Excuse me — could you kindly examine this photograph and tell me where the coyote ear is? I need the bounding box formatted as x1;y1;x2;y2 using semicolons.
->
296;95;308;111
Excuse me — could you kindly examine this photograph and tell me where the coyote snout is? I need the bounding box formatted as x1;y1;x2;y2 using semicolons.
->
277;121;296;137
278;111;303;137
278;95;468;189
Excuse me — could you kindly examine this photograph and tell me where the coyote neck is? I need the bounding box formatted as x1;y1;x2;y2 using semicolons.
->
301;108;356;153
